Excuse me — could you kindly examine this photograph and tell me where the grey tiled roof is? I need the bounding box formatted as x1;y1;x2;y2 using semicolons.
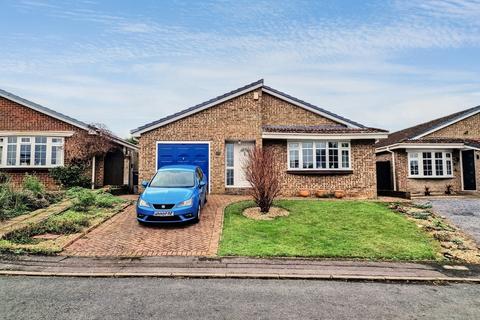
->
376;105;480;148
398;138;480;149
262;125;387;134
131;79;369;134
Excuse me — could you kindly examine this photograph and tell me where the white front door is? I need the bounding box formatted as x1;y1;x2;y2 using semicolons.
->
225;141;255;188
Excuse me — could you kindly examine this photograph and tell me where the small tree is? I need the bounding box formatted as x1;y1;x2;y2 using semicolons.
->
69;123;116;162
244;146;281;213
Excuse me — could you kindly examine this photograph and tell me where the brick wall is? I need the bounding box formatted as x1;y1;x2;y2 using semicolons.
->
261;93;343;126
265;139;376;198
380;149;462;195
476;151;480;191
139;90;263;194
94;156;105;188
0;96;95;189
425;113;480;193
138;90;378;197
424;113;480;139
377;112;480;195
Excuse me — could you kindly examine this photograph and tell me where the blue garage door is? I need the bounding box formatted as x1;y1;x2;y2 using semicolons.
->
157;143;209;185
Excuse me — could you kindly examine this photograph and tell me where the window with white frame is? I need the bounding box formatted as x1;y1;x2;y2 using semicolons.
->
408;151;453;178
0;136;64;168
225;142;234;186
287;141;351;170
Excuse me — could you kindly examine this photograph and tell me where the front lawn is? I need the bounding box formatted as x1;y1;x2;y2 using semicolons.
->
219;200;440;261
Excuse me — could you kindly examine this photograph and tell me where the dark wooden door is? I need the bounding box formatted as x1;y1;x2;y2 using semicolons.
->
462;150;476;190
376;161;393;191
104;149;125;186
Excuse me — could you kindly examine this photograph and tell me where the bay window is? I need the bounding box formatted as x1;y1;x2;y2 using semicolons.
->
408;151;453;178
288;140;351;170
0;136;64;168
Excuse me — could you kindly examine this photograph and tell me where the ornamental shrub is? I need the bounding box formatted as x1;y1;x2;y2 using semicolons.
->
49;164;90;188
72;189;97;212
22;174;45;195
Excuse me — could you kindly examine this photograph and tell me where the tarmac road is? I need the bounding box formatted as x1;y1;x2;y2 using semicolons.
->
1;276;479;320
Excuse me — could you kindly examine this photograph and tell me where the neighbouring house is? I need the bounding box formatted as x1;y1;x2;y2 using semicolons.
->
131;79;388;197
376;105;480;196
0;88;139;190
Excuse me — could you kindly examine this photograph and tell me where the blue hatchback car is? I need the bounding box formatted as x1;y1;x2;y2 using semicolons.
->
136;165;208;224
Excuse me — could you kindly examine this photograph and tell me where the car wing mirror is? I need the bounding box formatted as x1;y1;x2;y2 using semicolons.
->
199;180;207;187
141;180;149;188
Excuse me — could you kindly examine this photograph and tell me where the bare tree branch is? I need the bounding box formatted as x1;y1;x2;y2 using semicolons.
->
244;146;281;213
68;123;116;162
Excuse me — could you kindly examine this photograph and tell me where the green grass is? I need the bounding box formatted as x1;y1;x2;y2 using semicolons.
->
219;200;440;261
3;210;92;244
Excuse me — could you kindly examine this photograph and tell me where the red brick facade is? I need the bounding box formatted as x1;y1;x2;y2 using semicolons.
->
0;96;109;189
377;111;480;195
137;89;378;197
377;150;463;195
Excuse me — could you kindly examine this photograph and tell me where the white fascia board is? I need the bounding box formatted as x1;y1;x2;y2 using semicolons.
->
464;145;480;151
412;109;480;139
0;131;75;137
108;137;139;151
131;83;264;137
0;93;91;132
262;132;388;140
261;88;362;128
376;143;468;153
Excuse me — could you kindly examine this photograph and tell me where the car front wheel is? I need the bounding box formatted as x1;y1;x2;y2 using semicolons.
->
193;203;201;224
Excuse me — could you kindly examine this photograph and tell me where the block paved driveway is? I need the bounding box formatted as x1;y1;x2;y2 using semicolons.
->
415;196;480;245
63;195;246;257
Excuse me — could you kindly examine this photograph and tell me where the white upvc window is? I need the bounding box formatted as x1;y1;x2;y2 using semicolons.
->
287;140;351;170
225;142;234;186
0;136;65;168
408;150;453;178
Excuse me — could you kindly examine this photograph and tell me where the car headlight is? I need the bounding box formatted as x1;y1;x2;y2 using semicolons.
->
177;198;193;208
138;198;151;208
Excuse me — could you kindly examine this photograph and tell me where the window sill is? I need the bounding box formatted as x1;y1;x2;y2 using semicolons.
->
287;169;353;175
225;186;252;189
408;175;454;179
0;165;62;170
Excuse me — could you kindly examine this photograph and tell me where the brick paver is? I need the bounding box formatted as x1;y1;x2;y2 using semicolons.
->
62;195;245;257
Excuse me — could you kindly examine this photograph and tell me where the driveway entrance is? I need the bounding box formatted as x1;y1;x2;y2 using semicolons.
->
415;196;480;245
63;195;245;257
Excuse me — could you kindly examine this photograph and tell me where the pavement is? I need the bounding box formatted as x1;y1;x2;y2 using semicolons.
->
414;196;480;244
1;277;479;320
1;254;480;282
63;195;246;257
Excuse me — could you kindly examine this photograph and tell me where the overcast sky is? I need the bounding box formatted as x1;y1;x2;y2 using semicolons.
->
1;0;479;137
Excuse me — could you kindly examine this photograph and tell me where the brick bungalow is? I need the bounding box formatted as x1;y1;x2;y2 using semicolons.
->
0;89;138;190
376;105;480;196
131;79;388;197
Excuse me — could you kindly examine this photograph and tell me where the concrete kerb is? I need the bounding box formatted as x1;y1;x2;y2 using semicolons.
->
1;269;480;283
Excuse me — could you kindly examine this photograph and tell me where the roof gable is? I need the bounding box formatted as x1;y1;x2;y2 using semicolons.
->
0;88;92;131
0;88;138;151
376;105;480;148
131;79;366;136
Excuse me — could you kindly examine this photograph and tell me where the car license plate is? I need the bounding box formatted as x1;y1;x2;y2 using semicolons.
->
154;211;174;217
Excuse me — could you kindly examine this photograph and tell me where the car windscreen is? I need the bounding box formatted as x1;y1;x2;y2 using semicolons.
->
149;170;195;188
